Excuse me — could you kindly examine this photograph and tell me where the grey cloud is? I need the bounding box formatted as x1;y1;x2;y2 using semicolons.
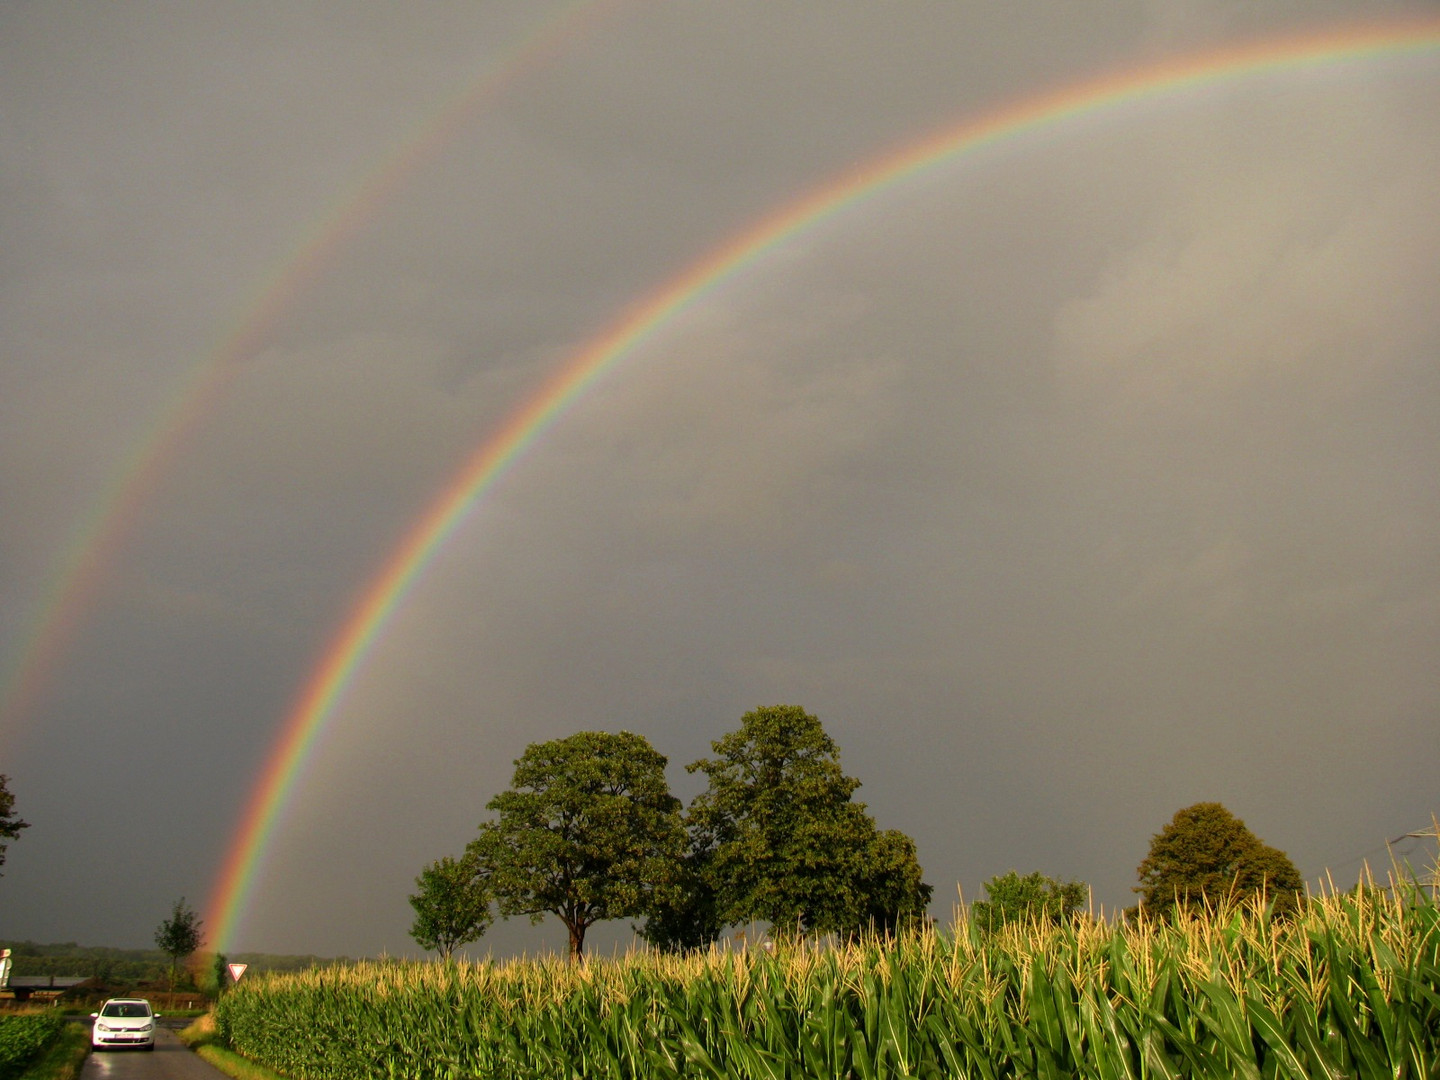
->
1;0;1436;958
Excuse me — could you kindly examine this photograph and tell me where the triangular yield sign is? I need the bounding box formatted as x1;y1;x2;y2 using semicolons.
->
227;963;248;982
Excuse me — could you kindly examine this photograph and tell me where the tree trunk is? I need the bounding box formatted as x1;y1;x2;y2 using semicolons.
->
566;919;586;961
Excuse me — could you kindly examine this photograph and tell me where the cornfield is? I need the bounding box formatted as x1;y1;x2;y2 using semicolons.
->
215;882;1440;1079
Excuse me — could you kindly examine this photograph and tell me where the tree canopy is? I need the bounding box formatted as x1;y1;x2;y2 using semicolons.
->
408;854;494;960
971;871;1087;933
1135;801;1304;918
154;897;204;989
687;705;931;938
0;774;29;876
468;730;685;959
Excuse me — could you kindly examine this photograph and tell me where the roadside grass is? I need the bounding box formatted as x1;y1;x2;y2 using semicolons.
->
175;1012;216;1047
15;1023;88;1080
180;1015;289;1080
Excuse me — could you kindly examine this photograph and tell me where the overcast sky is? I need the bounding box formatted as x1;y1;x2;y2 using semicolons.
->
2;1;1437;960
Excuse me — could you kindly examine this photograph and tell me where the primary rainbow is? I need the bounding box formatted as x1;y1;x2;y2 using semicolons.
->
0;0;625;745
206;19;1440;950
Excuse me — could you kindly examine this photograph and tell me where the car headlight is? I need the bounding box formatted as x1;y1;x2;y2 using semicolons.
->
96;1023;113;1032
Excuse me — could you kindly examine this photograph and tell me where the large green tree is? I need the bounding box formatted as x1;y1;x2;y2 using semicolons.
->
154;897;204;990
468;730;685;960
971;870;1087;933
1135;801;1304;918
0;774;29;875
687;705;931;938
408;854;494;960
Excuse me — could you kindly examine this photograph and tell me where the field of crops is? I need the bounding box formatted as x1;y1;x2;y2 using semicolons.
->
215;884;1440;1079
0;1013;64;1080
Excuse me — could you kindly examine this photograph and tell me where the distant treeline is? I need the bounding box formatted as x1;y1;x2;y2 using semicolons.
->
1;941;344;986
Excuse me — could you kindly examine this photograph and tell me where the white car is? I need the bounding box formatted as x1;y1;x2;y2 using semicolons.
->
90;998;159;1050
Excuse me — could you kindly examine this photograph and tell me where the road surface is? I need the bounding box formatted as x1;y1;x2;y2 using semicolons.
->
81;1028;231;1080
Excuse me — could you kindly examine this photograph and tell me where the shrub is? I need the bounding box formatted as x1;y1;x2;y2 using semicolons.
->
0;1013;64;1080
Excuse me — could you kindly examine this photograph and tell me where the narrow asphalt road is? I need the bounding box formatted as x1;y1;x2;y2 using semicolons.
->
81;1028;231;1080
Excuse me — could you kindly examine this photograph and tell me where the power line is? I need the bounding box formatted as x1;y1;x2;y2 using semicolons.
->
1309;817;1439;884
1389;822;1440;846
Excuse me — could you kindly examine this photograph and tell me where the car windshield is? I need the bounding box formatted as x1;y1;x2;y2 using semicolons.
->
101;1002;150;1018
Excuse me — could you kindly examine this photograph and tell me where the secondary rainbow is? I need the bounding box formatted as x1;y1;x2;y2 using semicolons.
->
205;19;1440;950
0;0;624;745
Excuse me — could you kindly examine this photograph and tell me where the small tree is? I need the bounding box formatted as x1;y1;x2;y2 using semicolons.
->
0;774;30;875
469;730;686;960
409;854;493;960
154;897;204;990
636;846;722;954
971;870;1087;933
1135;801;1304;918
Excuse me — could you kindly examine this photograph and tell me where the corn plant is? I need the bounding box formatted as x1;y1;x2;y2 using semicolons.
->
215;878;1440;1079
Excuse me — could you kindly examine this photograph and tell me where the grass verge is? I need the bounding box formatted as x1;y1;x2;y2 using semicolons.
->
179;1016;289;1080
17;1023;88;1080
